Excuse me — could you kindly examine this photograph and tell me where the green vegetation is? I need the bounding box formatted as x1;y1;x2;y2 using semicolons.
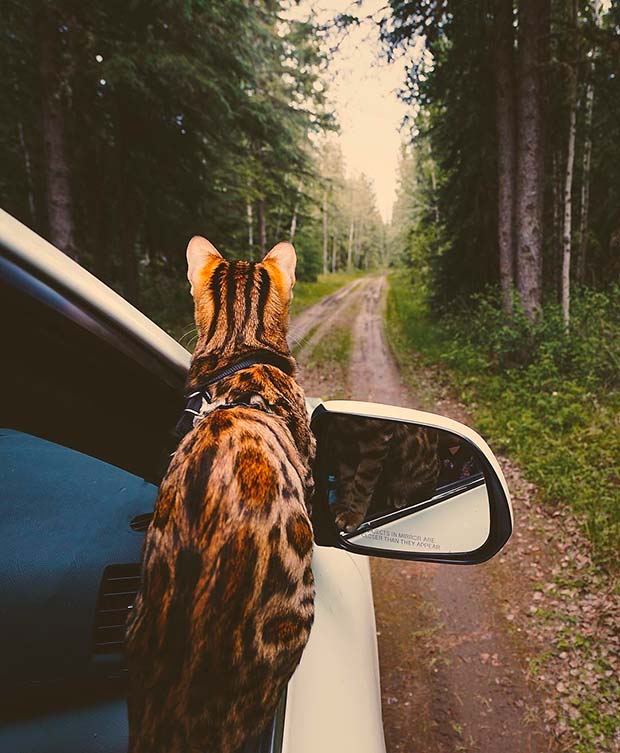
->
386;271;620;571
307;324;353;400
384;23;620;750
290;325;318;359
551;626;620;752
0;1;386;323
382;0;620;572
291;271;363;318
140;275;194;344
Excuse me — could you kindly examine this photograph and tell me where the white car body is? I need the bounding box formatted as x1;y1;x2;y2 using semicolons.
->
0;209;387;753
284;548;385;753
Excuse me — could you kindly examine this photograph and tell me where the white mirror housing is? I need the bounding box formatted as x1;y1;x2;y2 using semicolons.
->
310;400;513;565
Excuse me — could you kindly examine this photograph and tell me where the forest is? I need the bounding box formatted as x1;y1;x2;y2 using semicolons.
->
1;0;619;565
387;0;620;319
0;0;384;332
384;0;620;568
3;0;618;325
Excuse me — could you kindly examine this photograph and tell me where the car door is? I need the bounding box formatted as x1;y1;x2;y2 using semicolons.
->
0;234;283;753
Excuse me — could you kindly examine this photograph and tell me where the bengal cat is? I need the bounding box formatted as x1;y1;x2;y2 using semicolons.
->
327;416;441;533
125;237;316;753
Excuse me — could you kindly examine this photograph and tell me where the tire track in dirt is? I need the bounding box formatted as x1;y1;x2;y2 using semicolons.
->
288;278;362;356
294;275;559;753
291;278;370;399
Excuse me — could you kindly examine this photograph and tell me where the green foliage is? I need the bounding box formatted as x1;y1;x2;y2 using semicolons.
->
440;285;620;389
386;272;620;570
138;267;194;342
384;0;620;572
0;0;388;317
294;225;323;283
384;0;620;308
385;2;498;307
308;325;352;370
0;0;336;305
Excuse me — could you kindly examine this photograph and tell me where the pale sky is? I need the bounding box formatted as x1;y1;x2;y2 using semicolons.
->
290;1;412;222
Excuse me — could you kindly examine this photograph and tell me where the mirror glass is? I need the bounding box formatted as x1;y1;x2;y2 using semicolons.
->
320;414;490;555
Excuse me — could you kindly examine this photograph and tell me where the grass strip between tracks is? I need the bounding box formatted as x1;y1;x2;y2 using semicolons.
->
306;325;353;400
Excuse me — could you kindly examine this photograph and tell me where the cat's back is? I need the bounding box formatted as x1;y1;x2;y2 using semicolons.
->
127;404;314;753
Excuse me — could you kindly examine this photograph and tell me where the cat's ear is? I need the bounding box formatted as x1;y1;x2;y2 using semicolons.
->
186;236;223;296
262;242;296;290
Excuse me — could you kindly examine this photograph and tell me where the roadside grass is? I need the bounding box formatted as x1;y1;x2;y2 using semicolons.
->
385;270;620;573
290;270;364;318
306;324;353;400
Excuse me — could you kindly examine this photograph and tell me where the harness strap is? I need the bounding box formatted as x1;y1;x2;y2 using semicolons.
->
184;352;291;402
175;354;288;441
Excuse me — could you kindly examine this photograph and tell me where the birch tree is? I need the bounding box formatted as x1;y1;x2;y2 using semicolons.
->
561;0;579;327
577;0;603;284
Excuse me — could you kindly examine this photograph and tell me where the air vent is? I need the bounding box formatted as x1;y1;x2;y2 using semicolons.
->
130;512;153;532
93;564;141;654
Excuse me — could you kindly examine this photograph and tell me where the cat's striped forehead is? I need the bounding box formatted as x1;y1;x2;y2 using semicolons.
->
194;259;290;349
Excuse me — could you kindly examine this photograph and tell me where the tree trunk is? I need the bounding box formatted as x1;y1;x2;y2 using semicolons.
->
289;205;298;243
516;0;549;321
289;181;303;243
246;200;254;259
274;205;283;241
354;230;361;268
382;226;389;266
561;0;579;327
93;192;107;281
427;141;439;224
37;6;76;258
577;0;602;284
115;94;141;305
494;0;517;314
17;121;37;224
552;150;563;299
257;198;267;255
119;203;140;305
322;189;329;274
91;136;110;281
347;221;354;271
577;83;594;285
562;69;578;327
331;235;337;273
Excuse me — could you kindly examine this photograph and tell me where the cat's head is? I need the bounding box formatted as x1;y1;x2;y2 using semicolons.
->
186;236;296;367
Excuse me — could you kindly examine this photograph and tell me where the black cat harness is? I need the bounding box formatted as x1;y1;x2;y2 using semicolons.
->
175;352;292;440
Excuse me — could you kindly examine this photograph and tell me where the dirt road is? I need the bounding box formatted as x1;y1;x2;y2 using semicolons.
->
293;275;559;753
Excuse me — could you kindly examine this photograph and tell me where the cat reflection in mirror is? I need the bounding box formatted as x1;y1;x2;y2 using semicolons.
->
326;416;442;533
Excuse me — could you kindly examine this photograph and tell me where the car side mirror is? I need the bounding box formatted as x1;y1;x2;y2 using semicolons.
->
310;400;513;565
